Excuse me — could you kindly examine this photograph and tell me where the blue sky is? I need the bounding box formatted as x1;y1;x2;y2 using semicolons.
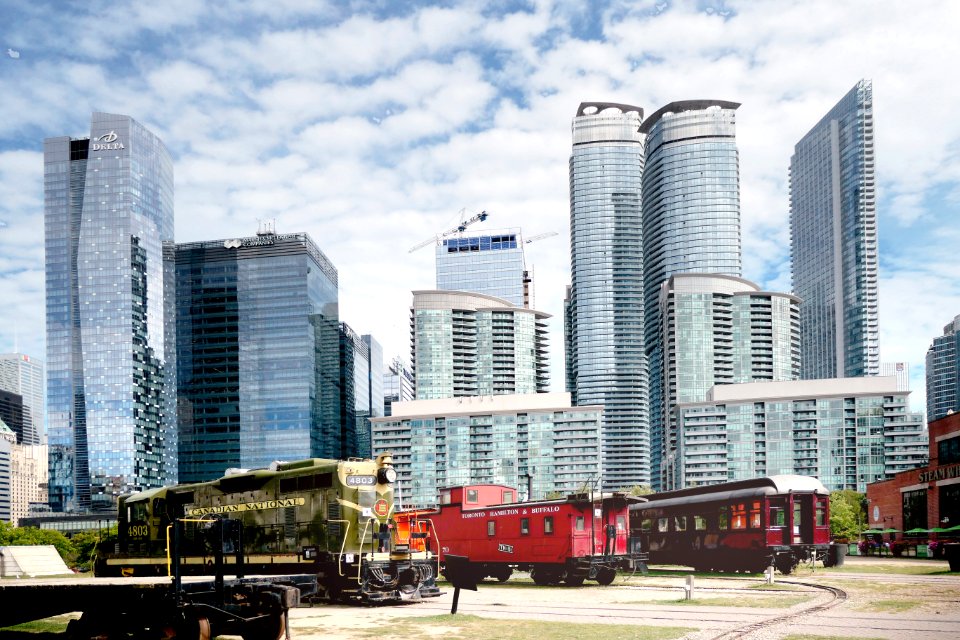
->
2;0;958;413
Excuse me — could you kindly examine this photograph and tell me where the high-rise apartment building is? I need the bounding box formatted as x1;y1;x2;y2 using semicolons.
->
658;274;800;488
676;377;927;491
411;290;548;400
371;393;601;507
0;354;45;445
44;113;175;512
790;79;879;379
565;102;648;490
174;231;343;482
640;100;742;490
436;231;528;307
926;315;960;422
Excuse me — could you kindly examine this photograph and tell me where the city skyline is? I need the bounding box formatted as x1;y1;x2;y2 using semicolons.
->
3;2;960;414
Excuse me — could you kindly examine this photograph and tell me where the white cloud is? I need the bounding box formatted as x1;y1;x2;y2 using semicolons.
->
1;0;959;416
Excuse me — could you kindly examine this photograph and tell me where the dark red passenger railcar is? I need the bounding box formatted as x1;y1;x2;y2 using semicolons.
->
397;484;646;586
629;475;837;574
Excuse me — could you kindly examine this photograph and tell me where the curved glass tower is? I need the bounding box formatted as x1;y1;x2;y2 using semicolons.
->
45;113;175;512
640;100;742;490
566;102;648;489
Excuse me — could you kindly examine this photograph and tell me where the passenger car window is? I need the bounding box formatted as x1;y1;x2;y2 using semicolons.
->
694;515;707;531
674;516;687;532
657;517;669;533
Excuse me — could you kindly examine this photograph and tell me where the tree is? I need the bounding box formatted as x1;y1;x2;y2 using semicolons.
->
830;490;867;541
618;485;654;497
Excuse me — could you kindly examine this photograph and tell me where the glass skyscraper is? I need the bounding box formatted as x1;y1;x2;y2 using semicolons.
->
658;274;800;488
790;79;879;379
436;231;527;307
640;100;742;490
174;231;342;482
926;315;960;422
44;113;175;512
411;290;548;400
0;354;45;445
566;102;647;490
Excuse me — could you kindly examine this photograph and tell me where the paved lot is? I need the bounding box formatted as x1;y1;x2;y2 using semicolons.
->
288;559;960;640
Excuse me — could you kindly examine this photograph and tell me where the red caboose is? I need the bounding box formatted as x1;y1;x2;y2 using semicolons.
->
397;484;646;586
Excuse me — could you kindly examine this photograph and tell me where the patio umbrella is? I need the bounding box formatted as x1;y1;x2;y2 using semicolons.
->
862;529;883;534
905;528;928;534
928;527;949;533
946;524;960;532
881;528;900;533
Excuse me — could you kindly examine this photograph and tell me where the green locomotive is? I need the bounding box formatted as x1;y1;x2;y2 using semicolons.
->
94;454;441;603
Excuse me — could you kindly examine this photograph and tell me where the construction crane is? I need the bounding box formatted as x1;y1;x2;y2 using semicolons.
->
408;209;490;253
524;231;558;244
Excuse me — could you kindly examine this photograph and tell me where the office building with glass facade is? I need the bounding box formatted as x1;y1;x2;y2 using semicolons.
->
436;231;527;307
337;325;383;459
370;392;601;507
383;356;414;417
0;354;45;445
639;100;742;490
658;274;800;489
411;290;548;400
44;113;175;512
676;377;927;491
790;79;879;379
565;102;648;490
174;231;343;482
926;315;960;422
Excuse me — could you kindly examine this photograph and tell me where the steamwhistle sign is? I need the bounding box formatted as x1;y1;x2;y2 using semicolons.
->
497;543;514;554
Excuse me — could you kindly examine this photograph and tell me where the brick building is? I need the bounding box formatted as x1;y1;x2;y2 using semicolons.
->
866;412;960;534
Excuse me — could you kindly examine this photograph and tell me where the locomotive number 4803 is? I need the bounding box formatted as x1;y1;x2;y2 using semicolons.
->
128;524;149;538
345;475;377;486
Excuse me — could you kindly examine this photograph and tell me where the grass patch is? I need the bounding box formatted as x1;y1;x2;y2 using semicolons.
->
795;563;947;576
854;599;922;613
0;613;77;633
352;614;693;640
622;595;810;608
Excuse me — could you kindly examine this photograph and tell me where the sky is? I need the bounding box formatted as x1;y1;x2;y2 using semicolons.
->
1;0;959;414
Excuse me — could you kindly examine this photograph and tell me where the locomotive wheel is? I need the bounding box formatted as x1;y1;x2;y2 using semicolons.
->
530;567;552;586
174;615;212;640
595;568;617;586
563;573;585;586
496;567;513;582
242;612;286;640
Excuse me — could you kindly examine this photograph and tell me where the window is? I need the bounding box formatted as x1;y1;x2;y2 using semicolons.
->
815;501;826;527
750;502;761;529
487;521;495;536
467;489;479;504
902;489;927;532
617;515;626;532
769;507;785;527
544;516;554;534
502;491;514;504
640;517;654;533
718;506;729;529
731;503;747;530
694;515;707;531
674;516;687;532
576;516;585;531
521;518;530;535
657;517;669;533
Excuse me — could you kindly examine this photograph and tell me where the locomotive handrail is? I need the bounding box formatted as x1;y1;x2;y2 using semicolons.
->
165;516;220;577
332;519;352;577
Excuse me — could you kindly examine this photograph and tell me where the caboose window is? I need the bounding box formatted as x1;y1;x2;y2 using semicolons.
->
576;516;585;531
487;521;495;536
502;491;514;504
544;516;554;534
467;489;479;504
617;515;626;532
521;518;529;535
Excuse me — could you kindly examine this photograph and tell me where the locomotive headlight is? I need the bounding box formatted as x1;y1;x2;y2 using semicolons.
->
378;466;398;484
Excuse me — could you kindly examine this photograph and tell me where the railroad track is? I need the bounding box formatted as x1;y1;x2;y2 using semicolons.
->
707;580;848;640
